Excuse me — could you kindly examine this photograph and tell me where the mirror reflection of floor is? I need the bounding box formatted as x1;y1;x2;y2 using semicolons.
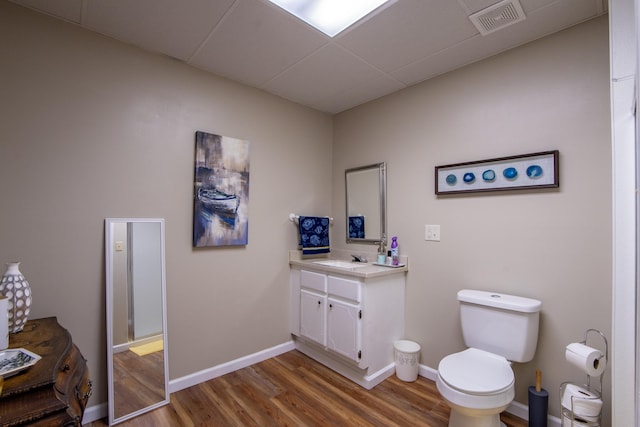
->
113;342;165;420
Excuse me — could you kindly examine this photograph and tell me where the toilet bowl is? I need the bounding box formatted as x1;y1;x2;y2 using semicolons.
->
436;290;542;427
437;348;514;427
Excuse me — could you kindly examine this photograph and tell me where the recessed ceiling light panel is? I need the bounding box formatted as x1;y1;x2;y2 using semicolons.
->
268;0;393;37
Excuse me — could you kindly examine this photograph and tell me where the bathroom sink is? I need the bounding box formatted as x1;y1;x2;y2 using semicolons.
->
312;260;368;269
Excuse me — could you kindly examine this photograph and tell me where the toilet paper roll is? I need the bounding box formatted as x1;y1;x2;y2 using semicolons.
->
562;414;599;427
561;384;602;419
565;343;606;377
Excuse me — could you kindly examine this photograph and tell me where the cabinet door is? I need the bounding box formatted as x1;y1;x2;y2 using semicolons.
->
300;289;326;346
327;297;361;362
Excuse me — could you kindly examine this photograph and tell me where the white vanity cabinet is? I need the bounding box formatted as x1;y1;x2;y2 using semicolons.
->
299;270;328;346
290;263;406;389
299;271;363;362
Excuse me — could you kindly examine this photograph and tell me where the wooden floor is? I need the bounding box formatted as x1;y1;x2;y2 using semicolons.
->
112;348;166;419
91;350;527;426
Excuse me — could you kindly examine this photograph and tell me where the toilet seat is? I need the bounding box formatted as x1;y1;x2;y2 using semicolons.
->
438;348;514;395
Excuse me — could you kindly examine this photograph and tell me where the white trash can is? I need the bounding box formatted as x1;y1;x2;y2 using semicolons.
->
394;340;420;382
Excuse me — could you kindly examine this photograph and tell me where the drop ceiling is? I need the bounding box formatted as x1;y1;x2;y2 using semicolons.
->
10;0;607;114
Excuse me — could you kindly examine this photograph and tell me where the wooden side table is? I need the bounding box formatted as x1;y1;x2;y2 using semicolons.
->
0;317;91;426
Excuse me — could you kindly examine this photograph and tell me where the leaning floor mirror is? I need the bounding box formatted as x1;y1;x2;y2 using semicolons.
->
105;218;169;425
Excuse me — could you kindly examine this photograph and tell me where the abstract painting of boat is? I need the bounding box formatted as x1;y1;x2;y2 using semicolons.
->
197;187;239;216
193;131;250;247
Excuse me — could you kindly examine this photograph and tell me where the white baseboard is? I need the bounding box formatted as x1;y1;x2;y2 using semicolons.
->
81;402;107;425
81;344;561;427
81;341;295;425
169;341;295;393
419;363;438;381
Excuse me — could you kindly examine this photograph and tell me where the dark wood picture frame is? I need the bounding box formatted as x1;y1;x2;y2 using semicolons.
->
435;150;559;195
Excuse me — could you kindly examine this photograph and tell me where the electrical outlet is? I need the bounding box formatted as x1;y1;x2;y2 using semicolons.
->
425;225;441;241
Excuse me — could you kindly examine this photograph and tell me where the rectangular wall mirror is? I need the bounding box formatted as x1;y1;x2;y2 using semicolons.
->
105;218;169;425
345;162;387;247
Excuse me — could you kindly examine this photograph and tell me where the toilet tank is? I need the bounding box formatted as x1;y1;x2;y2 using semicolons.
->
458;290;542;363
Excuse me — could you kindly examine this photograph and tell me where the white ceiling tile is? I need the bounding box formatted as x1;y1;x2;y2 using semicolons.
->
337;0;478;72
391;36;495;85
457;0;498;15
189;0;328;87
392;0;605;86
263;44;392;110
83;0;235;60
10;0;83;23
518;0;564;13
9;0;607;114
317;76;407;114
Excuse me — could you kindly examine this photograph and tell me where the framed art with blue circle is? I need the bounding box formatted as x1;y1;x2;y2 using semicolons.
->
435;150;558;195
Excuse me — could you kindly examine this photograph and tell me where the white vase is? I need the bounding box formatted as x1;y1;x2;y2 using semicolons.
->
0;262;32;333
0;297;7;349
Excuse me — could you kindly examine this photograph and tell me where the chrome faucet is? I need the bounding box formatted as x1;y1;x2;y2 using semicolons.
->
378;236;386;254
351;254;368;263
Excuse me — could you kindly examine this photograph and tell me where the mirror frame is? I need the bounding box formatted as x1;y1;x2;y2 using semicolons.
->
105;218;170;425
345;162;387;247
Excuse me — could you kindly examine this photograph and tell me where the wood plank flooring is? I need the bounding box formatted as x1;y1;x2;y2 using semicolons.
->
112;349;166;419
91;350;527;426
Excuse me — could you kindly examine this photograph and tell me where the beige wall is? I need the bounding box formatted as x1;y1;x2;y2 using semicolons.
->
0;1;332;406
1;1;613;423
333;16;612;423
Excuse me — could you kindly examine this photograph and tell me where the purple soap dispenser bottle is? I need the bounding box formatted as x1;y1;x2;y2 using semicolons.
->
391;236;399;266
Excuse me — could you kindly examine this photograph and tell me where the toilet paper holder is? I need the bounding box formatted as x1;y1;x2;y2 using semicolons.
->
577;329;608;388
560;329;608;427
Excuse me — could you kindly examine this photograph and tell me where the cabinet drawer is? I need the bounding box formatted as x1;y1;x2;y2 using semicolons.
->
71;363;92;420
328;276;361;302
301;270;327;293
55;343;83;396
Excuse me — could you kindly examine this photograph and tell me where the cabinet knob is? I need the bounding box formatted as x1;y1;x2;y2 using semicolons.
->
317;301;321;306
61;364;70;373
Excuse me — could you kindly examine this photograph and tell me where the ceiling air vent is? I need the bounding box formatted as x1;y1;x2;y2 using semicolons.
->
469;0;526;36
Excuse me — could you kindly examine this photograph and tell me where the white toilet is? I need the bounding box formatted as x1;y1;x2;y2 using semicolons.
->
436;289;542;427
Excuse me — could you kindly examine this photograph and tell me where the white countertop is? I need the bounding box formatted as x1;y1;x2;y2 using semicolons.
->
289;250;408;279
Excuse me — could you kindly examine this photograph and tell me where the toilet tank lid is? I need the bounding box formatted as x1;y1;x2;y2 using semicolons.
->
457;290;542;313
